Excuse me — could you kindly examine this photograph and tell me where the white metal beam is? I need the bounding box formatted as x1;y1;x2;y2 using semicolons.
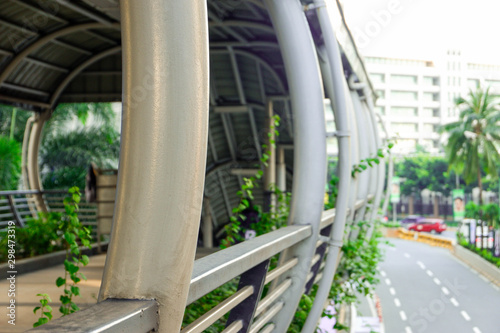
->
98;2;209;332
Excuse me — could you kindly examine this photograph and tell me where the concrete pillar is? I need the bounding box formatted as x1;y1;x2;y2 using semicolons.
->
203;198;213;249
98;1;209;332
276;147;286;192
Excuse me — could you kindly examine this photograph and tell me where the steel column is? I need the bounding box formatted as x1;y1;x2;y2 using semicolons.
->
26;111;50;213
301;1;352;330
98;1;209;332
277;147;286;192
262;0;326;330
264;99;277;211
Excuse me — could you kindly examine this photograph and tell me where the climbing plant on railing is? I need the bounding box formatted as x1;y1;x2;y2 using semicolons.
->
32;187;92;327
220;114;282;248
351;141;394;178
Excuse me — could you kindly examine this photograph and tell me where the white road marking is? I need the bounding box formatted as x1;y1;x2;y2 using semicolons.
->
404;253;410;258
473;327;482;333
433;277;441;285
385;278;391;286
380;270;386;277
441;287;450;295
405;327;413;333
394;298;401;307
461;310;471;321
389;287;396;295
450;297;459;307
417;261;425;269
478;275;489;283
400;310;407;321
426;270;434;277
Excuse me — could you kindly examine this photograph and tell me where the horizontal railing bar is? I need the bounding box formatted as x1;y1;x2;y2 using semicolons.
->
181;286;254;333
320;208;336;230
249;301;284;333
259;323;275;333
0;189;67;196
255;278;292;317
264;257;298;285
314;271;323;285
221;320;244;333
188;225;311;304
26;299;158;332
0;213;14;219
310;253;321;268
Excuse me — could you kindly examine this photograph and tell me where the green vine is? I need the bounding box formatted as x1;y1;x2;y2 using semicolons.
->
351;141;394;178
32;187;92;327
220;114;281;248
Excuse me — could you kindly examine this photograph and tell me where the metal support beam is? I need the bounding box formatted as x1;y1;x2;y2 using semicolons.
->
262;0;326;331
263;99;276;211
98;2;209;333
26;111;50;213
301;1;352;329
203;198;214;248
277;147;286;192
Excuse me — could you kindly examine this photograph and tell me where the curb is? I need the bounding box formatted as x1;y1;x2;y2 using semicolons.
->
452;244;500;288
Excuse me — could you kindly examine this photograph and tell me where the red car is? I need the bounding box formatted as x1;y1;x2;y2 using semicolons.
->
408;218;447;234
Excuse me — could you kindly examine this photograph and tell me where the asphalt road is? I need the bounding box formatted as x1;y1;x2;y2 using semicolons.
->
377;238;500;333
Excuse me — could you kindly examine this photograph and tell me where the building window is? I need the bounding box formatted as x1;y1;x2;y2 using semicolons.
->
371;73;385;84
422;108;439;117
391;90;417;101
391;107;417;117
423;76;439;86
422;124;438;133
423;92;439;102
376;90;385;99
391;74;417;85
392;123;417;133
468;79;479;89
374;106;385;115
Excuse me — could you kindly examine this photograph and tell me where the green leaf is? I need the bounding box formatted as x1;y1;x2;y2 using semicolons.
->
33;306;40;314
44;312;53;320
81;255;89;266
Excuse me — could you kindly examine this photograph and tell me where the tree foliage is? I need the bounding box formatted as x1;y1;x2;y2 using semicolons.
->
440;86;500;203
0;135;22;190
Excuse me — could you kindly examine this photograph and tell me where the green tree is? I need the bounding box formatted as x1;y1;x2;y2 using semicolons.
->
441;86;500;204
0;136;21;190
40;103;120;190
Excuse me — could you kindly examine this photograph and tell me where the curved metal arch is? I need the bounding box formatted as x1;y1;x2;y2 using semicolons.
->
210;49;286;93
209;20;276;35
49;46;122;108
0;23;120;86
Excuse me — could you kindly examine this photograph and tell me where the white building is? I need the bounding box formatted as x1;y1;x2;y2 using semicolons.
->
365;51;500;155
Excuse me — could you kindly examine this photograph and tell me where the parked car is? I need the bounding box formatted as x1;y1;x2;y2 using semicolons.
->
408;218;447;234
401;215;425;225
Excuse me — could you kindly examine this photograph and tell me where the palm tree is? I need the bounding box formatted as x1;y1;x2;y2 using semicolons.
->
441;86;500;205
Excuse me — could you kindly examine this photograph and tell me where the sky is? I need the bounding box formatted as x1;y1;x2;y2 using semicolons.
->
341;0;500;65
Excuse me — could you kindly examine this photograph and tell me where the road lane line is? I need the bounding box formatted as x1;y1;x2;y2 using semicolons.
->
380;270;386;277
473;327;482;333
385;278;391;286
400;310;407;321
404;253;410;258
417;261;425;269
389;287;396;295
478;275;489;283
426;270;433;277
461;310;471;321
405;327;413;333
450;298;459;307
394;298;401;307
441;287;450;295
433;277;441;285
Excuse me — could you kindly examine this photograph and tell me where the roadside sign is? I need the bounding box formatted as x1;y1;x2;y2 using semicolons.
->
452;189;465;221
390;176;400;203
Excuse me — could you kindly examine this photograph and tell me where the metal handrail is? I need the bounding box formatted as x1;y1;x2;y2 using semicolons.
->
188;224;311;304
26;299;158;332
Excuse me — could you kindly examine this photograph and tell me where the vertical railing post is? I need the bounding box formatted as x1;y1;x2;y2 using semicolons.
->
99;1;209;332
263;0;327;330
264;100;277;212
